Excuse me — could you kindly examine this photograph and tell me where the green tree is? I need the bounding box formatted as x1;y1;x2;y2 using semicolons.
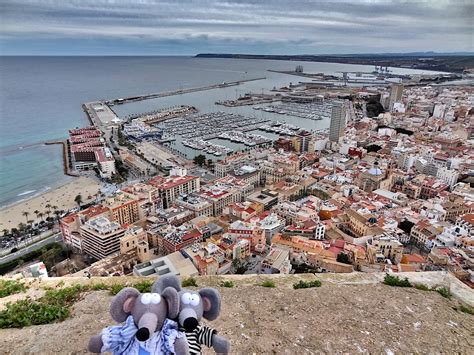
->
232;259;248;274
18;223;27;232
193;154;206;167
336;252;351;264
10;228;20;247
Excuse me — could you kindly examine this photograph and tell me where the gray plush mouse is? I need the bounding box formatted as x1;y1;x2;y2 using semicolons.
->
88;286;189;355
152;275;230;355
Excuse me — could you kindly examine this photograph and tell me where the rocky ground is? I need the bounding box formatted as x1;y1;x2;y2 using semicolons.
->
0;274;473;354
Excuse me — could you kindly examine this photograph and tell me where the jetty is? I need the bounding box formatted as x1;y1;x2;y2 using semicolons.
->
44;140;78;177
105;77;266;105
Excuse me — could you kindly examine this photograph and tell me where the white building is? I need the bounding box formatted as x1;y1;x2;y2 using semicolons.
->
433;225;468;248
81;216;125;260
436;166;459;190
433;104;446;119
389;84;404;111
95;148;116;179
314;222;325;240
258;213;285;244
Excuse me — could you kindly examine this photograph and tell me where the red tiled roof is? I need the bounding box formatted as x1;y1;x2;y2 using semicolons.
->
401;254;425;264
461;213;474;225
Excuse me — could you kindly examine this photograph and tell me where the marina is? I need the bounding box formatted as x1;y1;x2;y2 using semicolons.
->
156;112;271;139
254;101;334;120
181;139;233;156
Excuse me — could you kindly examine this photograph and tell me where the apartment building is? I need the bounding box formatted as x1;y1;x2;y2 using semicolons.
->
81;216;126;260
148;171;200;209
103;192;140;226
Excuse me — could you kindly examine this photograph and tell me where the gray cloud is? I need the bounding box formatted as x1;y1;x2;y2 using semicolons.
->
0;0;473;54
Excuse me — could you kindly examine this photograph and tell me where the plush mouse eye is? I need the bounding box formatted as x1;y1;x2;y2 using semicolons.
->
181;292;192;305
151;293;161;305
141;293;152;305
190;294;200;307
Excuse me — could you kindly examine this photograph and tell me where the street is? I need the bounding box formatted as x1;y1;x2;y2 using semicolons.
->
0;233;62;264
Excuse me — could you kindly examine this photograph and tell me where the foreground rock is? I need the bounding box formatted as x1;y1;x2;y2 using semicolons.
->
0;274;473;354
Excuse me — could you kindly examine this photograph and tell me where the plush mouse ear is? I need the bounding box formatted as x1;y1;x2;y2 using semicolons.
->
161;286;180;319
110;287;140;322
152;274;182;294
199;288;221;321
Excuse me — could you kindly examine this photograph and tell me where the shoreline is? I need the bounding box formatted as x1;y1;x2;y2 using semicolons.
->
0;176;103;231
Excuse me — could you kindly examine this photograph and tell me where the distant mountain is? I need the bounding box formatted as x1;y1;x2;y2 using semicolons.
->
195;53;474;73
196;52;474;58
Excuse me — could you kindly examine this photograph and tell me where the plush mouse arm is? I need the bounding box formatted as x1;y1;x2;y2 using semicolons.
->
212;333;230;354
88;334;104;353
173;336;190;355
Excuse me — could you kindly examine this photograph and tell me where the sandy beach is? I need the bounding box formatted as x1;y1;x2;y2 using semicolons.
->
0;176;102;231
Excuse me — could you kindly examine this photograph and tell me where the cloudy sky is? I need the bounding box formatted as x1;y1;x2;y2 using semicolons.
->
1;0;472;55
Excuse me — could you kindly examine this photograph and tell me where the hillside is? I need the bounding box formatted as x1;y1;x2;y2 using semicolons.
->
0;272;473;354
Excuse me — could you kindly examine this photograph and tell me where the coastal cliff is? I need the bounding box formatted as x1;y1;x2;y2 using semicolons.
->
0;272;473;354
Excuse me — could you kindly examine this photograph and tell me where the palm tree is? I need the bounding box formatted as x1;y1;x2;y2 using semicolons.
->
53;210;63;224
45;204;52;219
38;212;44;222
22;211;30;224
27;220;34;242
33;210;40;222
74;194;83;208
10;229;19;247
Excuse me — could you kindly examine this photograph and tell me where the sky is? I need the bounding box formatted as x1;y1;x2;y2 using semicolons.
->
0;0;473;55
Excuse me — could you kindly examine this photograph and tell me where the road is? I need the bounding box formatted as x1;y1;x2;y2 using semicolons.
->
0;233;62;264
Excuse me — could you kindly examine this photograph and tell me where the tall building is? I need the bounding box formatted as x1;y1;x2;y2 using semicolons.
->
329;101;347;143
104;192;140;226
148;169;200;209
81;216;126;260
389;84;404;111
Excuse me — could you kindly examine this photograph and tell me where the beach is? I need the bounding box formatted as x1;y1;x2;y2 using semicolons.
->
0;176;102;231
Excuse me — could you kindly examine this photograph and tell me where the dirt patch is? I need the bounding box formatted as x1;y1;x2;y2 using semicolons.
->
0;276;473;354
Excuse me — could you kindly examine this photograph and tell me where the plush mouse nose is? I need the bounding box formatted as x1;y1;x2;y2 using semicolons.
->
179;307;199;331
183;317;199;332
136;312;158;341
136;328;150;341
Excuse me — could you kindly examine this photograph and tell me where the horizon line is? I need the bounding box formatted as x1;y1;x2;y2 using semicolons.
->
1;51;474;57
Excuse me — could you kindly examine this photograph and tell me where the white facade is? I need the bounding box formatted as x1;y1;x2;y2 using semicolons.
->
436;166;459;190
433;104;446;119
314;223;325;240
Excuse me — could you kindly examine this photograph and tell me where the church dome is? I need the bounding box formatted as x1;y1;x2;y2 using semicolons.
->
368;167;383;176
368;161;383;176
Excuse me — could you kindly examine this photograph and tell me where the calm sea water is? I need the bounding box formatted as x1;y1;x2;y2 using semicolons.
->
0;56;438;207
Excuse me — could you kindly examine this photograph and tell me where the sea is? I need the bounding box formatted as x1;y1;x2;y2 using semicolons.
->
0;56;442;208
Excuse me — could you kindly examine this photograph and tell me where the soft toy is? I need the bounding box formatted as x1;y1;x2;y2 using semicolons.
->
88;286;189;355
152;275;230;355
